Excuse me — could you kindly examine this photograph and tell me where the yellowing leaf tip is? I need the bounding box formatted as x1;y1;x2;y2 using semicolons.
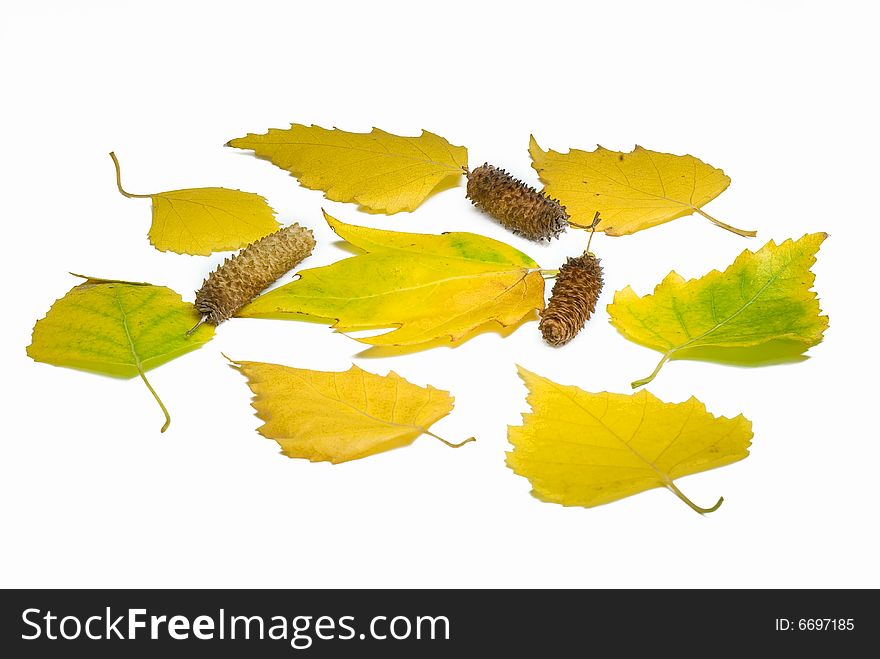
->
515;364;538;383
321;209;343;231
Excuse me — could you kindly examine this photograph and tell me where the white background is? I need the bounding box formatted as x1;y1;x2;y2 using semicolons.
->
1;0;877;588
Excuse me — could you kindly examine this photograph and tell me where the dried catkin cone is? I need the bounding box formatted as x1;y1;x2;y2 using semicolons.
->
466;163;568;241
539;252;604;346
190;223;315;332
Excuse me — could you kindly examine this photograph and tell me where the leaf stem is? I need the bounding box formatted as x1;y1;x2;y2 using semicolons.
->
109;151;151;199
693;208;756;238
631;352;672;389
186;315;208;336
538;269;559;278
585;211;601;253
137;365;171;433
113;287;170;432
424;430;476;449
666;481;724;514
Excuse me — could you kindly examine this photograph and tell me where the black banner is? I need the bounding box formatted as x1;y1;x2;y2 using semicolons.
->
0;589;874;656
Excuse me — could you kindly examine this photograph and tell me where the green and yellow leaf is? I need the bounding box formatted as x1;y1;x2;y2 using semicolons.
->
27;276;215;431
507;367;753;513
231;360;471;463
227;125;468;214
608;233;828;387
238;211;545;348
111;152;280;255
529;137;754;237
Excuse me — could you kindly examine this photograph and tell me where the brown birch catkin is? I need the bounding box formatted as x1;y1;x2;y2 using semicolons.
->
539;252;604;346
466;164;568;241
191;223;315;331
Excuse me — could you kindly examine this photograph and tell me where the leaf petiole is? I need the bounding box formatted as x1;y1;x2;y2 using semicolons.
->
109;151;152;199
693;208;756;238
186;315;209;336
666;481;724;515
424;430;476;449
136;364;171;433
113;287;171;432
631;352;672;389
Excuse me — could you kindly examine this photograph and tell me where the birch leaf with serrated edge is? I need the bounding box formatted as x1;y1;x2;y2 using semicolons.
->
507;367;753;513
227;125;468;214
27;276;215;431
238;210;545;348
110;152;280;255
529;137;755;237
231;360;472;463
609;233;828;388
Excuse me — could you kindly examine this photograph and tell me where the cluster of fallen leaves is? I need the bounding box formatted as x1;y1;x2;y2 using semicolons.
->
27;125;828;514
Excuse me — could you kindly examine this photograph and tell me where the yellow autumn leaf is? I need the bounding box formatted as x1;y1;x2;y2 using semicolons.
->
110;152;280;255
238;211;546;348
231;360;472;463
27;276;215;431
227;125;468;214
529;137;755;237
507;367;753;513
609;233;828;388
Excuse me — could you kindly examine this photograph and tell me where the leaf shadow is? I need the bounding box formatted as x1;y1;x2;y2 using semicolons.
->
331;239;366;256
226;145;464;215
352;172;465;215
674;338;813;367
353;311;539;358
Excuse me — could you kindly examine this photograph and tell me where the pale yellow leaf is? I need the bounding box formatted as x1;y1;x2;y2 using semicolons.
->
227;125;468;213
232;361;470;463
507;367;753;513
529;137;754;237
111;152;280;255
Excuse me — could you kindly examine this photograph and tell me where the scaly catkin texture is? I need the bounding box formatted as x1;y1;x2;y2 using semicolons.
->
539;253;604;346
195;223;315;325
466;164;568;241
